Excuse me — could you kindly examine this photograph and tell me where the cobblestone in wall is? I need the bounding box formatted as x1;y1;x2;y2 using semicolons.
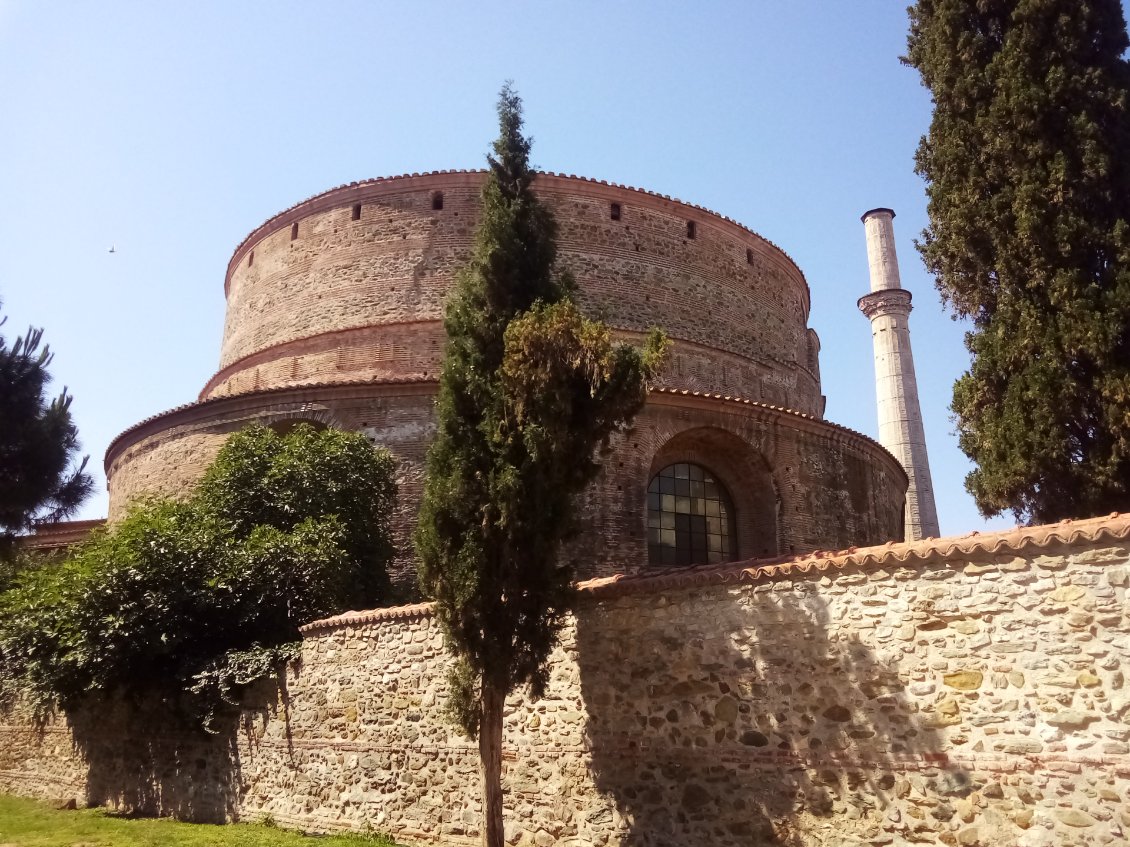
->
3;515;1128;846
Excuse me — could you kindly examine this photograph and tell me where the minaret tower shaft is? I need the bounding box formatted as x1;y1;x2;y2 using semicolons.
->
858;208;940;541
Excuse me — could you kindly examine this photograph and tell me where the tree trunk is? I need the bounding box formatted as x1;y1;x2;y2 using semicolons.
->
479;679;506;847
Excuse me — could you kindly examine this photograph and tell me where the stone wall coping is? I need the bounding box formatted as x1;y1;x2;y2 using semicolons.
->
298;602;435;633
578;511;1130;598
223;170;810;315
298;512;1130;633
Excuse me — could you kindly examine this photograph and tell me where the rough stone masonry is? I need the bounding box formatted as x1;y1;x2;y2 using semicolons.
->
3;513;1129;846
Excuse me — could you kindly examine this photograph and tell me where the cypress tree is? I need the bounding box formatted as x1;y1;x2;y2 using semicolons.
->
414;85;667;847
905;0;1130;523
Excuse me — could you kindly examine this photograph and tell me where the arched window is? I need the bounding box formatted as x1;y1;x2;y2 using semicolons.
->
266;418;328;437
647;463;737;567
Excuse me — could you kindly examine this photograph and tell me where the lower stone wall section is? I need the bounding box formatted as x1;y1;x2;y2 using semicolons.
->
3;516;1129;846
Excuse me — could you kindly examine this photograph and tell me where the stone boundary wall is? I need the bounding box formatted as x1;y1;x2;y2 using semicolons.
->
3;514;1129;846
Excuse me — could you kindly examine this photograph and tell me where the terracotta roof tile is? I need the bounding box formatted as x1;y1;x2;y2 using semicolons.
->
104;375;436;466
578;512;1130;598
21;519;107;549
108;381;879;474
299;602;433;633
297;512;1130;633
649;386;888;457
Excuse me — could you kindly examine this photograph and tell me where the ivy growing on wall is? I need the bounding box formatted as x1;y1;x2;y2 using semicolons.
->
0;424;396;727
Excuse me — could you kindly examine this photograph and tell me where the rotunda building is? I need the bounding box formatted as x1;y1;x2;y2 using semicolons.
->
104;171;906;588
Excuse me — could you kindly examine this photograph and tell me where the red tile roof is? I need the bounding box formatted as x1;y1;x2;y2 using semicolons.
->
21;519;106;549
298;512;1130;633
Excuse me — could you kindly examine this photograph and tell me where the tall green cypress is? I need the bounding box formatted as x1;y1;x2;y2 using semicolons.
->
905;0;1130;523
414;86;666;847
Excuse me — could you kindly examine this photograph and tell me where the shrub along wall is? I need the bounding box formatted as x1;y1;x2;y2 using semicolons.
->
2;514;1129;846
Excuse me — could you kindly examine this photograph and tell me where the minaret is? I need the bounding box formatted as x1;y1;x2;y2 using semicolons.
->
858;208;940;542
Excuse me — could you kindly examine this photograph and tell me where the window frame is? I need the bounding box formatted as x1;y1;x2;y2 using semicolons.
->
646;461;737;567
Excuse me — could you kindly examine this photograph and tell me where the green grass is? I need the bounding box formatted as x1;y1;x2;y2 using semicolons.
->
0;795;400;847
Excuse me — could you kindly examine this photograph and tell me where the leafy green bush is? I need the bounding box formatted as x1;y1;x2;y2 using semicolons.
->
0;546;64;595
0;424;396;723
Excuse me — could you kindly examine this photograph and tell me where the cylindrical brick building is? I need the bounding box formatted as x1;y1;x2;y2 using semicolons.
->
105;171;906;588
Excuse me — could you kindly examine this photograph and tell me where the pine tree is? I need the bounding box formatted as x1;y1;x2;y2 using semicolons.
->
905;0;1130;523
0;301;92;555
414;85;667;847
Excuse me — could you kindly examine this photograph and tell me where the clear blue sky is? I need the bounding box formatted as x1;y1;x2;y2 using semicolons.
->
4;1;1124;537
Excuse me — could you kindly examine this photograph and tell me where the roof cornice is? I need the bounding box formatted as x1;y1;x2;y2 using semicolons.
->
223;170;810;314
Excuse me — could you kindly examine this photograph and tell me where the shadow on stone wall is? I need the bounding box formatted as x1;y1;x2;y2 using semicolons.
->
62;682;285;824
575;577;967;846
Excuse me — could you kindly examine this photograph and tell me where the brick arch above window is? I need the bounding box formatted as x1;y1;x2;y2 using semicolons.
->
254;405;343;436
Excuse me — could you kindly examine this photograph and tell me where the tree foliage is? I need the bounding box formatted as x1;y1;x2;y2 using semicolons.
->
414;85;666;847
0;300;93;555
905;0;1130;523
0;424;395;724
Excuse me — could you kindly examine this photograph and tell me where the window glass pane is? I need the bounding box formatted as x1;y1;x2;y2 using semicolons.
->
647;462;737;567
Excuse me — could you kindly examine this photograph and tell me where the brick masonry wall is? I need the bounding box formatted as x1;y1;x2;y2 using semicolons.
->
106;170;894;590
3;515;1128;846
106;385;905;590
106;385;438;591
212;173;820;416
